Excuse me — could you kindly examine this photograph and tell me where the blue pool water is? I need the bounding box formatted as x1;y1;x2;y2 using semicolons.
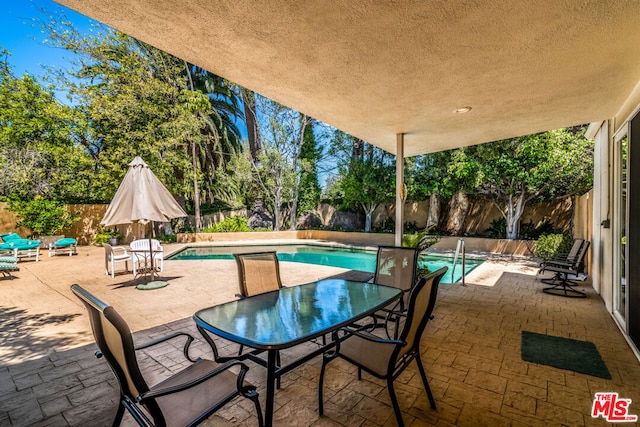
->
167;244;483;283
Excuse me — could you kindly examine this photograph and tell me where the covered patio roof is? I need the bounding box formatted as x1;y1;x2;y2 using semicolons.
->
55;0;640;157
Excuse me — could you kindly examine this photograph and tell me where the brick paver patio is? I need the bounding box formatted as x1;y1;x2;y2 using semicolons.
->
1;242;639;426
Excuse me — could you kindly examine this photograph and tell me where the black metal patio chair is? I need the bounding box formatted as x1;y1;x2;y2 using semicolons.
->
539;240;590;298
367;246;420;339
318;267;447;427
71;284;263;427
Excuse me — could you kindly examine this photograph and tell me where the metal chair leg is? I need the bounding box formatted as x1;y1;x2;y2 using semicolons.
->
387;378;404;427
111;401;126;427
415;354;437;410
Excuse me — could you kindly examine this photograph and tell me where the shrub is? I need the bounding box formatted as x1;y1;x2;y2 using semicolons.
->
185;200;234;215
403;226;440;251
486;217;559;240
7;197;80;237
485;217;506;238
94;227;123;245
158;233;177;243
519;220;537;239
416;265;432;281
519;219;558;240
534;233;573;260
202;216;252;232
372;218;395;233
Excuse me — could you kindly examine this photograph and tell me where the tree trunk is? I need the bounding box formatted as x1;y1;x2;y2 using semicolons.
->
505;192;526;240
289;201;298;230
273;204;280;231
446;191;470;235
362;202;376;232
365;211;373;232
161;222;173;235
184;61;201;233
273;184;282;231
427;193;440;229
241;88;260;163
191;139;201;233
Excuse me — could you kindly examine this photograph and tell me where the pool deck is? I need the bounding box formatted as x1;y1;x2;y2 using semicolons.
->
1;241;639;426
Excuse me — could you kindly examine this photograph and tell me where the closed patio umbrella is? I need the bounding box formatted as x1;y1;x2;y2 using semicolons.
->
101;156;187;287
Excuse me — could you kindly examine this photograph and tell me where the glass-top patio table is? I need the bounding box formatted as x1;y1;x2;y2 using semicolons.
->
194;278;402;426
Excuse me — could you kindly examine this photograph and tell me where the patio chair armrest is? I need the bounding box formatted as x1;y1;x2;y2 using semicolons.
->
139;360;252;401
135;331;198;362
542;260;573;269
112;246;129;255
339;327;405;345
543;264;577;274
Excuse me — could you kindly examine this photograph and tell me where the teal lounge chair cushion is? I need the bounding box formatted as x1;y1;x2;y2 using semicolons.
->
54;238;77;247
1;233;23;242
0;239;41;250
0;262;19;271
0;256;18;263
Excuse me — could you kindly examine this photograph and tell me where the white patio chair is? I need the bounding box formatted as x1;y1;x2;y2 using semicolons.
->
103;243;132;278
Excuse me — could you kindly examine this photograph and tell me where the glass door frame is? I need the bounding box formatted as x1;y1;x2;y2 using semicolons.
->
613;125;629;329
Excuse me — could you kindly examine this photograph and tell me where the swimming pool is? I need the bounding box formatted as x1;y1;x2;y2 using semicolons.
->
167;244;483;284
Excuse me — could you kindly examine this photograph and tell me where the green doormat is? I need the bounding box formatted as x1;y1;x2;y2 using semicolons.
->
521;331;611;379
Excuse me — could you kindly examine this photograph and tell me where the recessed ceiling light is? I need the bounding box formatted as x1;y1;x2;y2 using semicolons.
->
454;106;472;114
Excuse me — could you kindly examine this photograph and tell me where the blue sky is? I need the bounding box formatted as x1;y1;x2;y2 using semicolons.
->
1;1;254;138
1;1;94;79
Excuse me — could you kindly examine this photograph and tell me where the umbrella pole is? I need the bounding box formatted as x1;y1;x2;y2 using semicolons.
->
148;222;154;281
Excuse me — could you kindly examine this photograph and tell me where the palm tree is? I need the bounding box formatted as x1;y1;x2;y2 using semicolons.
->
184;64;244;230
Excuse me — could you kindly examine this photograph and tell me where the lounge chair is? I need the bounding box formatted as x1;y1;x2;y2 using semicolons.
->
0;256;19;279
539;240;590;298
48;237;77;257
0;234;41;262
70;284;264;427
318;267;448;427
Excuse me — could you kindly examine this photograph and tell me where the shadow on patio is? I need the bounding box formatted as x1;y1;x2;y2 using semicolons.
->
1;253;639;426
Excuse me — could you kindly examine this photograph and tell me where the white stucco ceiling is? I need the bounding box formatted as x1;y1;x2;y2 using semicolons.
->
55;0;640;157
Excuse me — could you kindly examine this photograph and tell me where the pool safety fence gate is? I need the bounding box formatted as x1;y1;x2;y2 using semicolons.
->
451;238;466;286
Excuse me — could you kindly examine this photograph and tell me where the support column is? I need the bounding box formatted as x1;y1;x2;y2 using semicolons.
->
395;133;405;247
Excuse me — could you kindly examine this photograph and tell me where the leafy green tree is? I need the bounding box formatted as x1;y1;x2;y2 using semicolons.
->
331;132;394;232
0;48;83;200
44;18;244;209
8;197;80;237
217;148;257;209
45;26;195;200
474;128;593;239
297;120;322;213
249;97;310;230
341;156;394;232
